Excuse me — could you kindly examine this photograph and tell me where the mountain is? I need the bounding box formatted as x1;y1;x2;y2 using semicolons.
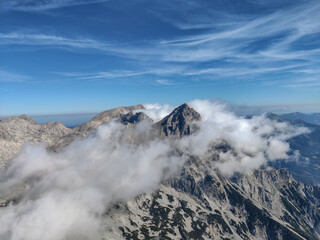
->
70;104;145;137
265;114;320;185
103;108;320;239
280;112;320;126
49;104;146;152
154;103;201;138
107;168;320;240
0;104;146;165
0;114;71;167
1;104;320;240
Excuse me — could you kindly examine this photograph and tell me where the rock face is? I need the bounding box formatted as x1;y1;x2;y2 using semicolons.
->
51;104;146;151
77;104;145;133
0;115;71;167
155;103;201;138
121;112;152;125
1;103;320;240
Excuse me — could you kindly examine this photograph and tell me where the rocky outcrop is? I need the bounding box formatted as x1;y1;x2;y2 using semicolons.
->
121;112;152;125
154;103;201;138
73;104;145;136
0;115;71;167
51;104;146;151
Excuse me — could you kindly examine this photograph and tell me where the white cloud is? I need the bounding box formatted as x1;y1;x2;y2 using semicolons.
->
0;121;183;240
0;33;109;51
185;99;310;175
138;103;175;122
156;79;177;85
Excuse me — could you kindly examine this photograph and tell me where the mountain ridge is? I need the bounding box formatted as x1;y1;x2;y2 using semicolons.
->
280;112;320;126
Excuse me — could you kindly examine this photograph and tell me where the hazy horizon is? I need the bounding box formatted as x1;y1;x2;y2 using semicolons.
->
1;100;319;127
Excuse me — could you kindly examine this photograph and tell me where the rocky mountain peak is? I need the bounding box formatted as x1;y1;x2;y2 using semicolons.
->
155;103;201;138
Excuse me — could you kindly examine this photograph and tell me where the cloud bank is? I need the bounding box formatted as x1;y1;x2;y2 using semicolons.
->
186;100;309;175
0;100;309;239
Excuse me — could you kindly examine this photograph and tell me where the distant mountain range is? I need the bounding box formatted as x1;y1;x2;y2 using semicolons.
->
1;104;320;239
280;112;320;126
267;115;320;185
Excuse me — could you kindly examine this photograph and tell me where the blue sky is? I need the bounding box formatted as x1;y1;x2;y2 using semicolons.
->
0;0;319;115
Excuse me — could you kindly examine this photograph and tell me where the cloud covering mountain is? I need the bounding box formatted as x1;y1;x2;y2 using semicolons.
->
0;100;310;239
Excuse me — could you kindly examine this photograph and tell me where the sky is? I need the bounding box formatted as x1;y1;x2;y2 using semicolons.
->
0;0;319;116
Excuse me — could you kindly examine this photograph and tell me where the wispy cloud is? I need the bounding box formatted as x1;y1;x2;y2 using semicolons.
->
156;3;320;62
1;0;109;11
156;79;178;86
0;70;32;82
53;67;187;82
76;71;149;80
0;32;111;51
2;1;319;64
183;64;308;78
0;0;319;89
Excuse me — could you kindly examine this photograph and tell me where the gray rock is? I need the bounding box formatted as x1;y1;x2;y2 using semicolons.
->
154;103;201;138
0;115;71;167
121;112;152;125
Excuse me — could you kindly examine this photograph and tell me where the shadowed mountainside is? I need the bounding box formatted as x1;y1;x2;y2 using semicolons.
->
280;112;320;126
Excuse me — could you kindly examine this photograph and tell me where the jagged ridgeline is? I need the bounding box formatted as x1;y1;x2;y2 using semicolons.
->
0;103;320;240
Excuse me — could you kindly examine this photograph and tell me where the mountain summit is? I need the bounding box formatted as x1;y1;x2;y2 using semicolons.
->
155;103;201;138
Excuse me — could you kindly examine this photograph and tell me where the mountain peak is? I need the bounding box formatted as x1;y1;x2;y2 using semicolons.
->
168;103;201;119
155;103;201;137
173;103;190;112
91;104;145;122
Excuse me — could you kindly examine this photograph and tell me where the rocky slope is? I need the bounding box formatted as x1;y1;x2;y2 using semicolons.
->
0;114;71;167
50;104;146;151
106;157;320;240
